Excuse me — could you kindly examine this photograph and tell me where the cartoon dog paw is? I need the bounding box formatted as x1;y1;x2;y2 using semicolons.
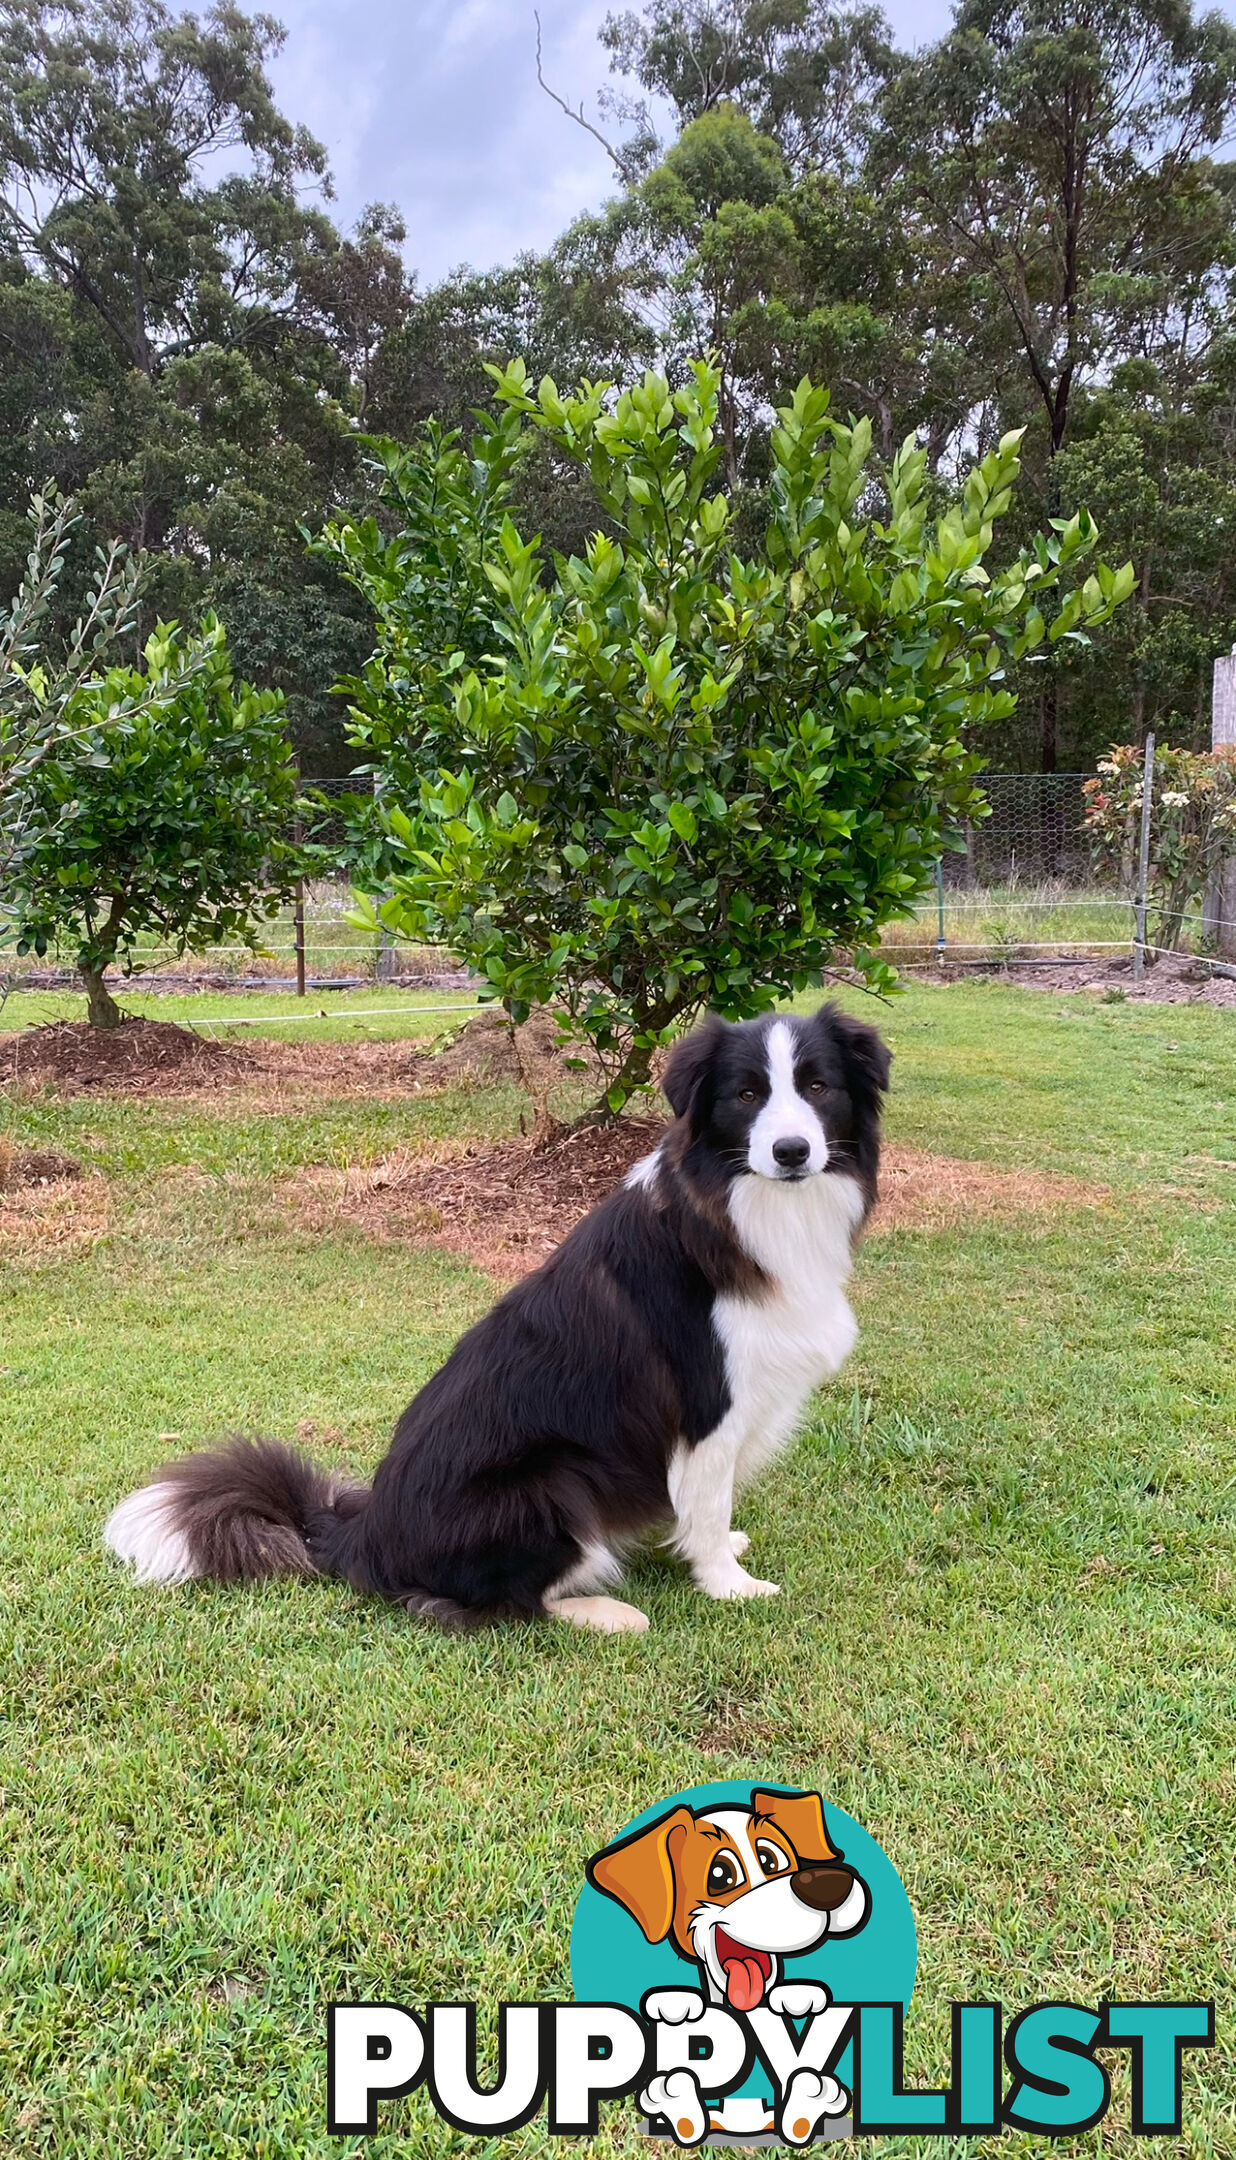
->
643;1988;706;2024
642;2068;708;2145
779;2066;850;2145
768;1980;831;2019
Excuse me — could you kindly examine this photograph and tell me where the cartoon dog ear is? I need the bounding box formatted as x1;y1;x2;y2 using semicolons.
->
586;1806;695;1943
662;1015;723;1122
752;1789;869;1935
750;1788;839;1865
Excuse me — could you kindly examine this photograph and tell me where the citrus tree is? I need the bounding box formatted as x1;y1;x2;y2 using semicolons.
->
3;615;303;1025
324;359;1133;1108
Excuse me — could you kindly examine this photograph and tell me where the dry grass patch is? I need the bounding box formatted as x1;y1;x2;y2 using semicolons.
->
0;1142;108;1261
874;1146;1107;1231
283;1123;1106;1281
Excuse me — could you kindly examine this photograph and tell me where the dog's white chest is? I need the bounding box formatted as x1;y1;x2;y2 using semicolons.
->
713;1174;864;1467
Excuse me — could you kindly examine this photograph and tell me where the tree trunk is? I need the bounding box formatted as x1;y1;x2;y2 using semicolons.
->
611;1036;656;1103
1040;674;1058;773
81;966;123;1029
588;1002;685;1121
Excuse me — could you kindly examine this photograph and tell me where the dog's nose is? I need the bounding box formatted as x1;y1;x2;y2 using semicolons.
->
772;1136;811;1169
791;1865;855;1911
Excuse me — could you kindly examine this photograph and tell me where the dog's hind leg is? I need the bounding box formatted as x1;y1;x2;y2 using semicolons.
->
547;1539;626;1596
547;1593;650;1634
544;1542;648;1632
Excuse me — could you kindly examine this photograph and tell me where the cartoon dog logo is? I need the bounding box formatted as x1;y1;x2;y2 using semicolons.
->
587;1787;869;2144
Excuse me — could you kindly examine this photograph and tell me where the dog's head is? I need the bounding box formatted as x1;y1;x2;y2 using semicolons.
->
661;1006;890;1196
587;1788;869;2010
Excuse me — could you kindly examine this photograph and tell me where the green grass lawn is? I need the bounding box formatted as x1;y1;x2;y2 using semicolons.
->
882;881;1135;962
0;981;480;1044
1;981;1234;2158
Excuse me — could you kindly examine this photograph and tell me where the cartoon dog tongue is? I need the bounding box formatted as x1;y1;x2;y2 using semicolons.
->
716;1933;771;2010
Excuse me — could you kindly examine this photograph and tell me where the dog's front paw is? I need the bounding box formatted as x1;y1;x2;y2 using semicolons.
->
729;1528;750;1558
779;2066;850;2145
642;2068;707;2145
643;1987;706;2025
713;1568;780;1599
768;1980;831;2019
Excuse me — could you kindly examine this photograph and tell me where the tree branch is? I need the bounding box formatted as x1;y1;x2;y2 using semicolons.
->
534;10;627;177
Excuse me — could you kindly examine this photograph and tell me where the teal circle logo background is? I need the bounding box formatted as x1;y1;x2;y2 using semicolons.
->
571;1781;916;2096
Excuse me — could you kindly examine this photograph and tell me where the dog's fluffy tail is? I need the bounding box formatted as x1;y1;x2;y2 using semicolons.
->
103;1436;365;1586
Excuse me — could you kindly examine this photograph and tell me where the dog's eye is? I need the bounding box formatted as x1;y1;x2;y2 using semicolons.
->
737;1088;757;1104
756;1840;790;1877
808;1080;827;1094
707;1852;742;1895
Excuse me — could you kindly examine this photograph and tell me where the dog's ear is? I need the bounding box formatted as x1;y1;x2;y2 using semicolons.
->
586;1806;694;1943
662;1015;723;1122
822;1007;891;1101
751;1788;839;1865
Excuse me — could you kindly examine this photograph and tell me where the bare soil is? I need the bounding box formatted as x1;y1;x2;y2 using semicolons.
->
918;951;1236;1005
287;1125;1105;1281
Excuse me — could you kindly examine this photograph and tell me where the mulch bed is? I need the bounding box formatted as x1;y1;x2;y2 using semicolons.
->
0;1007;599;1101
0;1143;83;1190
918;952;1236;1006
292;1118;669;1276
289;1124;1107;1282
0;1017;258;1093
365;1116;668;1273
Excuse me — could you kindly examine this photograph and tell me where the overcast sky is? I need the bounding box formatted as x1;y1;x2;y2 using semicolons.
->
267;0;958;285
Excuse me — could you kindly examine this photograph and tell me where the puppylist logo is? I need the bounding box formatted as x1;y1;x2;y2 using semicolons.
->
327;1780;1213;2146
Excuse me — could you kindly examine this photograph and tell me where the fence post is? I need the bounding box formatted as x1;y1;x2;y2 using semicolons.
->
935;856;946;960
291;786;307;998
294;875;306;998
1203;649;1236;960
1133;731;1155;981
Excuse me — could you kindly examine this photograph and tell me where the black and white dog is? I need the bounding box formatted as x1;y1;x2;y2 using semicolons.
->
105;1004;890;1633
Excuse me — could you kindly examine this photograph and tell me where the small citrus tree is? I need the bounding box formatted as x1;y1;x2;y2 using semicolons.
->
4;616;303;1025
324;360;1133;1108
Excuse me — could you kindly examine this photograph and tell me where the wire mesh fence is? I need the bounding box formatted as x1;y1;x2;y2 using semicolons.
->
890;772;1137;967
944;774;1097;887
5;767;1235;1006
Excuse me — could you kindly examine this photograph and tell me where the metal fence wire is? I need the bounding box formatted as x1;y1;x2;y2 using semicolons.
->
298;770;1153;974
943;773;1095;887
5;768;1235;998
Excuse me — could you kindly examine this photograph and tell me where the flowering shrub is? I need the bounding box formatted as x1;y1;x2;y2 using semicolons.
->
1083;744;1236;948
